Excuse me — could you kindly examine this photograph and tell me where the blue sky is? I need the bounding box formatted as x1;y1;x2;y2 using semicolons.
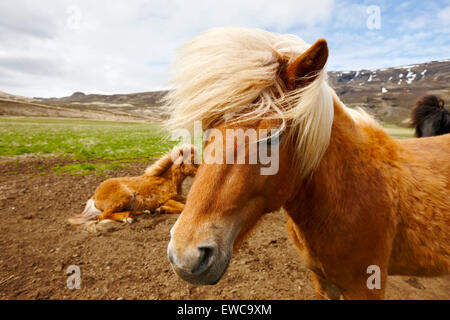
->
0;0;449;97
313;0;450;70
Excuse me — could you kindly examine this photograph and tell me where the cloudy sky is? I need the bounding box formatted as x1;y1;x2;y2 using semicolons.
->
0;0;449;97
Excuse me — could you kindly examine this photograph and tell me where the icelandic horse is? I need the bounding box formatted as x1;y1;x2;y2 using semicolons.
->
68;145;198;226
165;28;450;299
410;95;450;137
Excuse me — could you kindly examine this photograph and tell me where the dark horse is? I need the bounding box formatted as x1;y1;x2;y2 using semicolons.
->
410;95;450;137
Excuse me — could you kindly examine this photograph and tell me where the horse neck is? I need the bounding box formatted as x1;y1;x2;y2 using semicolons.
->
286;96;398;225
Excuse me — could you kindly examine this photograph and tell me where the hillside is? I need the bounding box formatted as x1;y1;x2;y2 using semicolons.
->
0;90;168;122
0;59;449;125
328;59;450;125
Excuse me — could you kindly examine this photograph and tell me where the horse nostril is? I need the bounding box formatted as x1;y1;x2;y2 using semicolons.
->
192;246;215;275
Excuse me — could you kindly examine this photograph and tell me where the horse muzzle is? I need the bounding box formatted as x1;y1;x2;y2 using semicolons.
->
167;239;231;285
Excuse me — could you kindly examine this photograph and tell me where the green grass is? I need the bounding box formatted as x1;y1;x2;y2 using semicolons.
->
382;125;414;139
388;133;414;139
0;117;177;160
0;117;414;176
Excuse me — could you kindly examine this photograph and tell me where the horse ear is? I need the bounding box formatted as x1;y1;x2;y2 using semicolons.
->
281;38;328;90
171;146;184;165
173;144;195;165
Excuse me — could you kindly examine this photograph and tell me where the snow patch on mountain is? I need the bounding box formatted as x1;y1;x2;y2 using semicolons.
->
406;70;416;84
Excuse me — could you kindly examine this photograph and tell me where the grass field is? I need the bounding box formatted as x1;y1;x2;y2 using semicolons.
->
0;117;177;175
0;117;414;174
0;117;176;159
382;124;415;139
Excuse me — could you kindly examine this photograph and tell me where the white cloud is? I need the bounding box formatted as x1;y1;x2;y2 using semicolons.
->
400;16;427;30
0;0;334;97
328;29;450;71
0;0;449;97
438;6;450;25
331;1;367;30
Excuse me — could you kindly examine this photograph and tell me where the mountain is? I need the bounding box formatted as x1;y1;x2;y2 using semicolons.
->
0;90;168;122
328;59;450;125
0;60;449;125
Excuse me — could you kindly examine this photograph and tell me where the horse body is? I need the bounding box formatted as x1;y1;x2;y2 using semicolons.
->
92;174;179;219
69;145;197;226
165;28;449;299
389;135;450;276
285;98;450;298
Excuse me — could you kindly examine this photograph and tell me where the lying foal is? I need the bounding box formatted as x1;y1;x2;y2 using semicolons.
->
68;145;198;226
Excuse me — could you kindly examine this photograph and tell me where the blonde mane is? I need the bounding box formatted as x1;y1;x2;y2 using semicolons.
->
165;27;371;178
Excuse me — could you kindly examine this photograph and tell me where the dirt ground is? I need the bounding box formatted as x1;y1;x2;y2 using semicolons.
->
0;156;448;300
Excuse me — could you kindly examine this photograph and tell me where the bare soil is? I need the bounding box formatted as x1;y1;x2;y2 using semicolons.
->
0;157;448;300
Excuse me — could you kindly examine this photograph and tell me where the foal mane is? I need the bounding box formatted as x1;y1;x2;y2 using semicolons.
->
144;144;197;176
144;152;174;176
165;27;336;179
